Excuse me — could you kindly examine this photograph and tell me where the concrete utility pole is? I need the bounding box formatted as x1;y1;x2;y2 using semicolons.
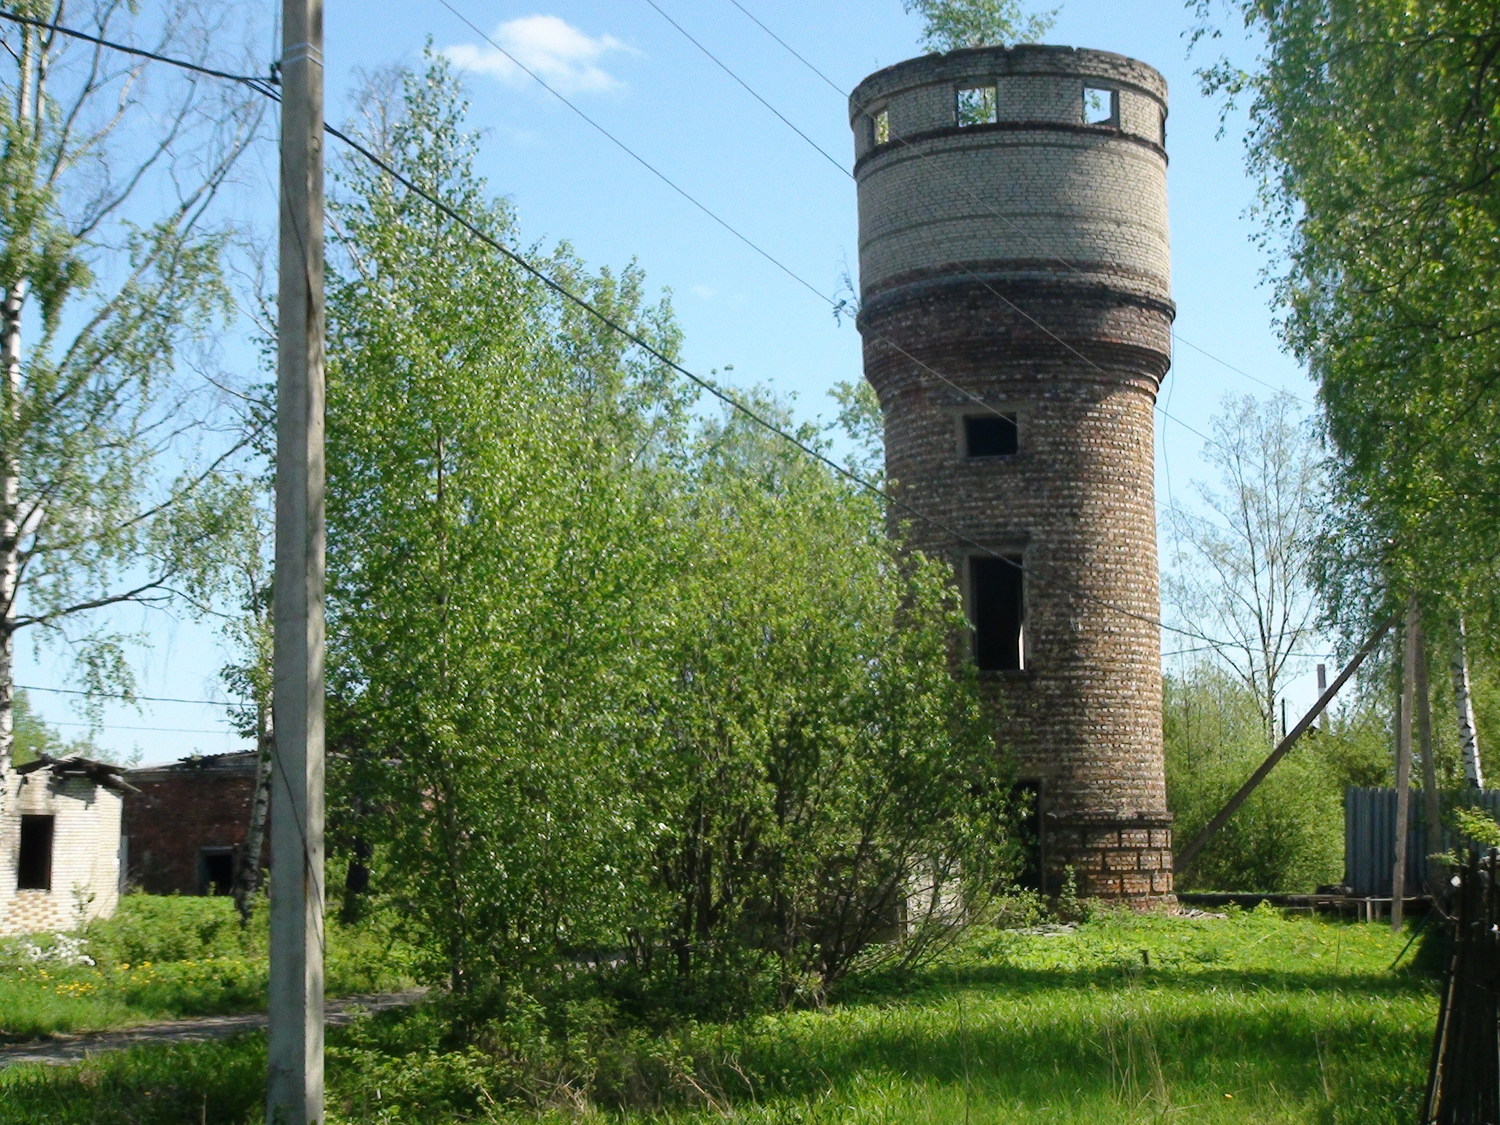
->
268;1;326;1121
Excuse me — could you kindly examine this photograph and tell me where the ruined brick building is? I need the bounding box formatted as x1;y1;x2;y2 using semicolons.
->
851;45;1174;900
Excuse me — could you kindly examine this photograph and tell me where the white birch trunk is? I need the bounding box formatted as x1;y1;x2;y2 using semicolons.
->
0;22;35;792
1451;614;1484;788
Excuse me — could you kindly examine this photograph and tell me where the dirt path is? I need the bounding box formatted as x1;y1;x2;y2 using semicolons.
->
0;989;428;1068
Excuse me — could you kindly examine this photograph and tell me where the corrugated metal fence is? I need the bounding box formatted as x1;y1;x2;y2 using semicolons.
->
1344;787;1500;897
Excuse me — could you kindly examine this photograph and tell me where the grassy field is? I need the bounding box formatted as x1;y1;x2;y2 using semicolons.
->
0;906;1440;1124
0;895;414;1041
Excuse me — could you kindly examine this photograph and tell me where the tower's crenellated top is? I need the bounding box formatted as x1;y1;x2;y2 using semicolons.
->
850;45;1171;322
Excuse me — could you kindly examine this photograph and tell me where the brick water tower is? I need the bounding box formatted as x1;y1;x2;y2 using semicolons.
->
851;46;1174;900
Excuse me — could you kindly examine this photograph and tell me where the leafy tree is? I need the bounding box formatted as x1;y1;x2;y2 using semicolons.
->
326;56;1016;1012
1192;0;1500;659
640;399;1012;1003
903;0;1057;52
325;56;688;996
1165;392;1325;742
1165;662;1384;890
10;686;95;765
0;2;262;790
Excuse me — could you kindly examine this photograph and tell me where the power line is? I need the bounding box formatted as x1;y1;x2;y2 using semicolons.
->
10;7;1241;652
641;0;848;177
431;0;1033;436
16;683;238;708
0;7;271;85
46;718;236;735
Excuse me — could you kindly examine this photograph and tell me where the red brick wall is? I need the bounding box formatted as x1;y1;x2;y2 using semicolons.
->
122;769;263;895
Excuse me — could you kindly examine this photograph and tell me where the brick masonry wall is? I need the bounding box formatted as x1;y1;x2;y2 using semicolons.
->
852;46;1174;900
0;770;123;935
122;766;260;895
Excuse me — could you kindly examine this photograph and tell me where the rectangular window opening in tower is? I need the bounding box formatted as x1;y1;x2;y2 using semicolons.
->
18;814;55;891
871;107;891;145
971;554;1024;671
963;413;1018;457
956;84;997;127
1084;85;1119;126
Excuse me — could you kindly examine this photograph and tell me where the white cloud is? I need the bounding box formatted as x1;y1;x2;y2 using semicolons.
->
444;15;634;96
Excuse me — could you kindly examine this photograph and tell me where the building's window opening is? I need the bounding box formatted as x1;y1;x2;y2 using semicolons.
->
971;554;1024;671
1159;108;1167;146
872;107;891;145
1084;85;1119;126
956;84;997;126
17;815;54;891
198;848;234;896
964;413;1018;457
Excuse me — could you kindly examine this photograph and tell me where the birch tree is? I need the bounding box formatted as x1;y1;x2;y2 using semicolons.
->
1166;392;1325;742
0;2;262;785
1195;0;1500;666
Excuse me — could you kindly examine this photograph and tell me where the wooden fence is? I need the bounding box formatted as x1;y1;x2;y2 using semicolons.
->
1422;848;1499;1123
1343;788;1500;897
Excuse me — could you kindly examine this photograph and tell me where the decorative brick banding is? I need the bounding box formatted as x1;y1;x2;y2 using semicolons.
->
851;45;1175;902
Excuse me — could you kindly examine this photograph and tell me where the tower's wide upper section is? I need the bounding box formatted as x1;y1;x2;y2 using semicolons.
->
850;45;1170;316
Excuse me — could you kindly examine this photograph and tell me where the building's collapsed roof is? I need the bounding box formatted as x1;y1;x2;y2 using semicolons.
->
15;754;138;794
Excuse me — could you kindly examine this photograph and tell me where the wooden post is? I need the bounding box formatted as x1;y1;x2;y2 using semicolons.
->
1316;664;1328;732
1392;597;1416;932
1413;609;1443;898
268;0;326;1120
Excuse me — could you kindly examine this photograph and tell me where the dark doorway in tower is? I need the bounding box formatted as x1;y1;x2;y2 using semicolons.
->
971;554;1024;670
1011;779;1045;891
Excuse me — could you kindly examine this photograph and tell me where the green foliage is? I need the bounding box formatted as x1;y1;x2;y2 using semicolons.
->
1165;664;1383;891
0;911;1436;1123
0;2;264;766
1451;807;1500;850
325;55;1014;1016
88;895;263;965
1193;0;1500;649
326;54;686;998
0;895;415;1039
638;401;1014;1004
903;0;1057;51
9;689;99;766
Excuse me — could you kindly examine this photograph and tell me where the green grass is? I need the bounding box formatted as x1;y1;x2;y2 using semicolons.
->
0;907;1441;1124
0;894;415;1041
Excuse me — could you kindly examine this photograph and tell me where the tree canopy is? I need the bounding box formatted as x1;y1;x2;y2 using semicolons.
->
324;56;1016;1009
903;0;1057;52
1195;0;1500;649
1165;392;1324;741
0;1;262;779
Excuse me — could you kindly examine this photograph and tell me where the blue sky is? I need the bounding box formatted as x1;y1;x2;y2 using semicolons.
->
24;0;1323;764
